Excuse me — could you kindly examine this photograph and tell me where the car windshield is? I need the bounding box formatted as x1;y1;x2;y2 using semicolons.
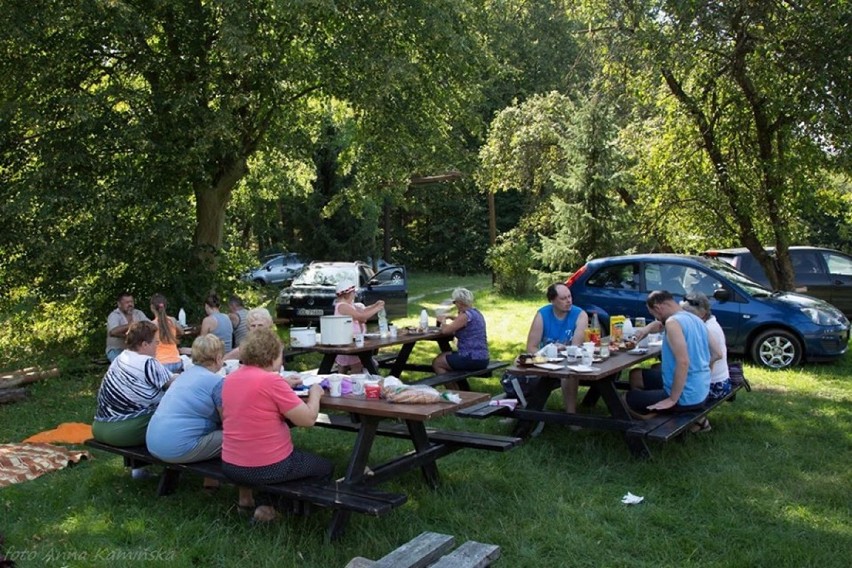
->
699;257;772;297
292;265;358;287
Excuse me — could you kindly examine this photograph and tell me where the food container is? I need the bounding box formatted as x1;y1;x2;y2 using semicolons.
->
290;327;317;348
320;315;353;345
364;382;381;399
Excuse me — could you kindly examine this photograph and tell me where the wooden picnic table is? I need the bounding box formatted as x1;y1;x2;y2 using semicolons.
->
314;389;496;539
308;328;454;377
502;346;662;458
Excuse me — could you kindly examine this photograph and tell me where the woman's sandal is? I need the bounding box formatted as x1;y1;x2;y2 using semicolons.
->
690;417;712;433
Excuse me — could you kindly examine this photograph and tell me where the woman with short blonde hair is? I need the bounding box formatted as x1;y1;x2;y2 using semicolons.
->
148;334;226;464
246;307;274;331
432;287;490;375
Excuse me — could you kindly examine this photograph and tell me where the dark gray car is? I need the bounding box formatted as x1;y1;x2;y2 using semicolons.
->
276;261;408;323
704;247;852;318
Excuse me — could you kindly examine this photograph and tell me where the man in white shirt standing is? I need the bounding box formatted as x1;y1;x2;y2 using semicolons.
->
106;292;149;362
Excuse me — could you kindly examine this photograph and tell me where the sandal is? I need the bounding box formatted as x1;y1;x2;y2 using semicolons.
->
690;417;712;433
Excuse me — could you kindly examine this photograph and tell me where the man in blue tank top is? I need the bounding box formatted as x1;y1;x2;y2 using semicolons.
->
525;283;589;414
626;290;712;417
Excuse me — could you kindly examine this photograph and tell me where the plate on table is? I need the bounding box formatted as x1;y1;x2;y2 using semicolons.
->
547;357;564;363
566;365;598;373
627;348;648;355
362;332;381;338
648;340;663;347
300;376;324;387
534;362;565;370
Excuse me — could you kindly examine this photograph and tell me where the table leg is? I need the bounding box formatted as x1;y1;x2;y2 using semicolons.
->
327;415;381;540
404;421;441;489
595;377;651;459
388;342;416;378
358;352;380;375
511;379;555;438
318;354;336;374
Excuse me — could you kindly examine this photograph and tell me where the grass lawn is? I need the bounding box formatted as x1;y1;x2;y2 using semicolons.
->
1;277;850;567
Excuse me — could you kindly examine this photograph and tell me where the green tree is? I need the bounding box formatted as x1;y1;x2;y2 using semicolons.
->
0;0;489;356
478;91;634;285
575;0;851;289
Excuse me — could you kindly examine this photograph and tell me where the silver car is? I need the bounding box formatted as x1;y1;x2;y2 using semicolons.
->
244;253;307;286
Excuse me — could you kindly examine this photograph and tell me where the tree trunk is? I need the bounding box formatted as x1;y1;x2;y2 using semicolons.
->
193;157;248;272
488;190;497;285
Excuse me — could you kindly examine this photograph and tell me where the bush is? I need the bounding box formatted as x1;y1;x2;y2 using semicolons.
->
486;228;535;295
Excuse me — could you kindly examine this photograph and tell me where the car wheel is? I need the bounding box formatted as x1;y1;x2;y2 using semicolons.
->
253;278;266;286
390;271;403;282
750;329;802;369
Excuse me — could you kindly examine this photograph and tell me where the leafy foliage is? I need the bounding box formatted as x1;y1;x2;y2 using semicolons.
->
574;0;852;287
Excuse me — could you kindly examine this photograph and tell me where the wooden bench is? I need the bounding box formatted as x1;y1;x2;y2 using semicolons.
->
374;351;400;367
454;393;514;420
84;439;406;538
628;378;751;442
345;531;501;568
316;415;522;453
410;360;508;391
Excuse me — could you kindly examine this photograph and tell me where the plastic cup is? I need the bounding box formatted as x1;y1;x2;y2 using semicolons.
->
389;325;397;339
583;342;595;356
350;376;366;396
355;333;365;348
364;382;381;399
328;376;343;397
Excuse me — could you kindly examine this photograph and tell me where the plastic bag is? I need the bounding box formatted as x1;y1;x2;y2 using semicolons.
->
380;378;461;404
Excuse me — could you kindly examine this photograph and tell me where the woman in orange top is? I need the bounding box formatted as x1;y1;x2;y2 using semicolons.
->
150;293;184;373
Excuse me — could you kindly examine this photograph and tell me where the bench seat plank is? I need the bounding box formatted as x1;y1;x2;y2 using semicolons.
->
410;361;508;391
373;532;455;568
429;540;502;568
84;440;406;516
627;381;746;442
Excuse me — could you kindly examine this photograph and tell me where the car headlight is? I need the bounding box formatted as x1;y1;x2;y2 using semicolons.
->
800;307;844;326
278;294;291;305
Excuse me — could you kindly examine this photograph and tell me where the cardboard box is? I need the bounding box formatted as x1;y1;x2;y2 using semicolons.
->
610;315;626;342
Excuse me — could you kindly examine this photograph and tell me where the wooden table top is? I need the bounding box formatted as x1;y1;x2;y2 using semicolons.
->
318;390;488;421
507;345;662;381
307;328;453;355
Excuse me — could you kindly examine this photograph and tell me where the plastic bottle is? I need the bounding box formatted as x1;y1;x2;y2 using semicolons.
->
378;308;389;338
178;308;187;327
419;309;429;331
590;312;601;344
622;317;634;339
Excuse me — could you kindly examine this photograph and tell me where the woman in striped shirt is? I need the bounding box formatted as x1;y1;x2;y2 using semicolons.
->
92;320;175;448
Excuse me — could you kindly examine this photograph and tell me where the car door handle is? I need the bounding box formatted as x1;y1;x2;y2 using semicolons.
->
742;314;751;319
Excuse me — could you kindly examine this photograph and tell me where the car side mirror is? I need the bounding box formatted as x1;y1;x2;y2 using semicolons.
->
368;278;380;287
713;288;731;302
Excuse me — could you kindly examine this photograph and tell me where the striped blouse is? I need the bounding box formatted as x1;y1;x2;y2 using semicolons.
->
94;350;171;422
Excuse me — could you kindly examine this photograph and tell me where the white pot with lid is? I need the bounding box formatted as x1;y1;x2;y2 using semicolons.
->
320;315;354;345
290;327;317;348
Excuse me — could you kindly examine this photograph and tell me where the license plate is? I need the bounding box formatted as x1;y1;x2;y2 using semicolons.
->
296;308;324;316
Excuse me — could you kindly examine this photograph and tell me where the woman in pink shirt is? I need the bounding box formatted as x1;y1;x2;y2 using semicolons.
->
221;328;332;524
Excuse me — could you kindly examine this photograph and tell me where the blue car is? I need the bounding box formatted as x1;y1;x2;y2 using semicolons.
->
567;254;850;369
